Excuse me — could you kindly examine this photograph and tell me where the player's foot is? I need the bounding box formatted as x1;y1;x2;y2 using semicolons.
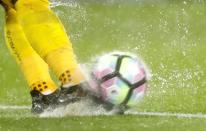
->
58;83;87;105
30;89;59;114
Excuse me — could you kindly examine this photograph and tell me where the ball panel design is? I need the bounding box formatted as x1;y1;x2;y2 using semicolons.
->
127;84;146;106
93;55;118;79
90;52;148;107
120;57;146;85
101;77;130;105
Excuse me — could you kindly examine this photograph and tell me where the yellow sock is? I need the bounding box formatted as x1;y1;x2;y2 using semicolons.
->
15;0;86;87
45;48;86;87
4;8;57;95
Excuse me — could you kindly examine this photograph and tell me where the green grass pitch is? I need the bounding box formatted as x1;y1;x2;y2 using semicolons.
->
0;1;206;130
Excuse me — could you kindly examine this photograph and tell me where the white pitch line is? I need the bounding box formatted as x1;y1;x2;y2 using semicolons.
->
1;105;206;119
0;105;30;110
125;111;206;119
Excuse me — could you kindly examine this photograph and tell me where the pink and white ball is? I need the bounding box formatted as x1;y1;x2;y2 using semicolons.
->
90;52;148;107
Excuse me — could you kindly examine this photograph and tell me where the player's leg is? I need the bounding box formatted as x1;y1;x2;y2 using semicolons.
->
15;0;87;103
3;4;59;113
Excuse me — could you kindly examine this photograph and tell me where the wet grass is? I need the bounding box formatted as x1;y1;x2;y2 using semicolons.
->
0;1;206;130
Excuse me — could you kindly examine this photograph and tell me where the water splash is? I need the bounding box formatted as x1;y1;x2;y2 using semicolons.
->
50;1;78;8
40;98;110;117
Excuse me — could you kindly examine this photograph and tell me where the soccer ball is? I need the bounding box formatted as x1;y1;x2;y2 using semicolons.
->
90;52;148;108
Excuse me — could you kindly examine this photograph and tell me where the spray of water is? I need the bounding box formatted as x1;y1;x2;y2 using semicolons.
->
39;51;150;117
40;98;110;117
44;0;206;116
